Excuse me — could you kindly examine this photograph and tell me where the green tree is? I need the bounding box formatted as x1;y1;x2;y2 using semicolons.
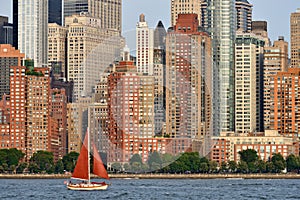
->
30;151;54;173
239;149;258;164
237;161;248;173
148;151;162;171
62;151;79;172
130;154;143;165
228;161;237;173
286;154;300;172
199;162;209;173
16;162;28;174
271;153;286;173
54;159;64;174
123;163;131;172
220;161;228;173
255;160;267;173
111;163;123;173
209;160;218;173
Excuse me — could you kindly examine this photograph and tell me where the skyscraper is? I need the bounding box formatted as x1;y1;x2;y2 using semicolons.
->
171;0;202;26
270;68;300;137
0;16;13;45
235;0;252;32
65;13;121;101
290;8;300;68
136;14;154;75
207;0;236;134
252;21;271;47
0;44;24;99
89;0;122;33
263;37;288;130
49;0;62;25
166;14;212;150
63;0;88;22
235;32;264;134
17;0;48;67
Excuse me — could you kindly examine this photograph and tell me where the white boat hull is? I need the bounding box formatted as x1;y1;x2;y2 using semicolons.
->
67;183;108;191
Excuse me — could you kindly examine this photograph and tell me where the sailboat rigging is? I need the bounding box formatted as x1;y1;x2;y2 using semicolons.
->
66;128;110;191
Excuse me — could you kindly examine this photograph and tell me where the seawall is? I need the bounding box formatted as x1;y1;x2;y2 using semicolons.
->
1;173;300;179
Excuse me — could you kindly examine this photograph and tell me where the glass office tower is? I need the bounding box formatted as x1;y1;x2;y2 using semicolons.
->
206;0;236;135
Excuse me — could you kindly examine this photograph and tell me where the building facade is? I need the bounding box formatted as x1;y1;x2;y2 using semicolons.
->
270;68;300;138
211;130;299;163
136;14;154;75
0;44;24;100
290;8;300;68
49;0;62;25
65;13;121;101
63;0;88;23
207;0;236;134
88;0;122;33
17;0;48;67
235;32;264;134
263;37;288;130
171;0;202;27
235;0;252;32
165;14;212;154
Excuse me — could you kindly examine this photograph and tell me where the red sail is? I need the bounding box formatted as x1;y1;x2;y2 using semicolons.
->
93;144;110;180
72;131;89;180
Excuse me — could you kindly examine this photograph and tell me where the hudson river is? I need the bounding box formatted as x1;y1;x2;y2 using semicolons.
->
1;179;300;199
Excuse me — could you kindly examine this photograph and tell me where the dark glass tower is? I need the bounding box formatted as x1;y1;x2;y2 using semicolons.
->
49;0;62;25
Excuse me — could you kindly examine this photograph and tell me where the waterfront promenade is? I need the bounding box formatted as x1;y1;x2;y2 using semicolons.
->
1;173;300;179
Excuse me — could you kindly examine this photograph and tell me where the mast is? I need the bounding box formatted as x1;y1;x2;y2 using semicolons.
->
87;127;90;185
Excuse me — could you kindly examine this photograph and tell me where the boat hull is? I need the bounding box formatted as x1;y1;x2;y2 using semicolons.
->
67;183;108;191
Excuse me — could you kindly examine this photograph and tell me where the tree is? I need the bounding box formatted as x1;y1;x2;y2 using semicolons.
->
30;151;54;173
209;161;218;173
271;153;286;173
255;160;267;173
123;163;131;172
199;163;209;173
220;161;228;173
238;149;258;164
16;162;28;174
111;163;123;173
147;151;162;171
237;161;248;173
54;159;64;174
286;154;300;172
130;154;143;165
62;151;79;172
228;161;237;173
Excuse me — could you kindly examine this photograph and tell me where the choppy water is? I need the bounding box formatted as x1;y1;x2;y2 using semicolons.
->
0;178;300;199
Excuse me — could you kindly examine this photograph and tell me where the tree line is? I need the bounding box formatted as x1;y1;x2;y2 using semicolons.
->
1;148;300;174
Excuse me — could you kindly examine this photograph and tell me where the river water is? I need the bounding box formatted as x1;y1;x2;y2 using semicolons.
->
0;178;299;199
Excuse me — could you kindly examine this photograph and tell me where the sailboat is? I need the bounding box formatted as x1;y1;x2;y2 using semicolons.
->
66;128;110;191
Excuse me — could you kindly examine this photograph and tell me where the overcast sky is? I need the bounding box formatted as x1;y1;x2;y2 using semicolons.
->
0;0;299;51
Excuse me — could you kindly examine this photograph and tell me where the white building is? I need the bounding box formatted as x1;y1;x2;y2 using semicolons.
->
235;32;264;134
136;14;154;75
18;0;48;67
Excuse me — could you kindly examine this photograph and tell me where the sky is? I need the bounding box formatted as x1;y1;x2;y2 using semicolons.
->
0;0;299;51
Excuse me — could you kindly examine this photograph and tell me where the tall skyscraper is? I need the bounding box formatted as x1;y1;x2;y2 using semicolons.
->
48;23;67;79
235;0;252;32
270;68;300;137
13;0;18;49
89;0;122;33
235;32;264;134
171;0;202;26
136;14;154;75
17;0;48;67
49;0;62;25
63;0;88;22
207;0;236;134
0;16;13;45
0;44;24;99
65;13;121;101
290;8;300;68
263;37;288;130
166;14;212;149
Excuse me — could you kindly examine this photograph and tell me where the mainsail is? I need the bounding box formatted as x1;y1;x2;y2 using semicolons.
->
72;131;89;180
